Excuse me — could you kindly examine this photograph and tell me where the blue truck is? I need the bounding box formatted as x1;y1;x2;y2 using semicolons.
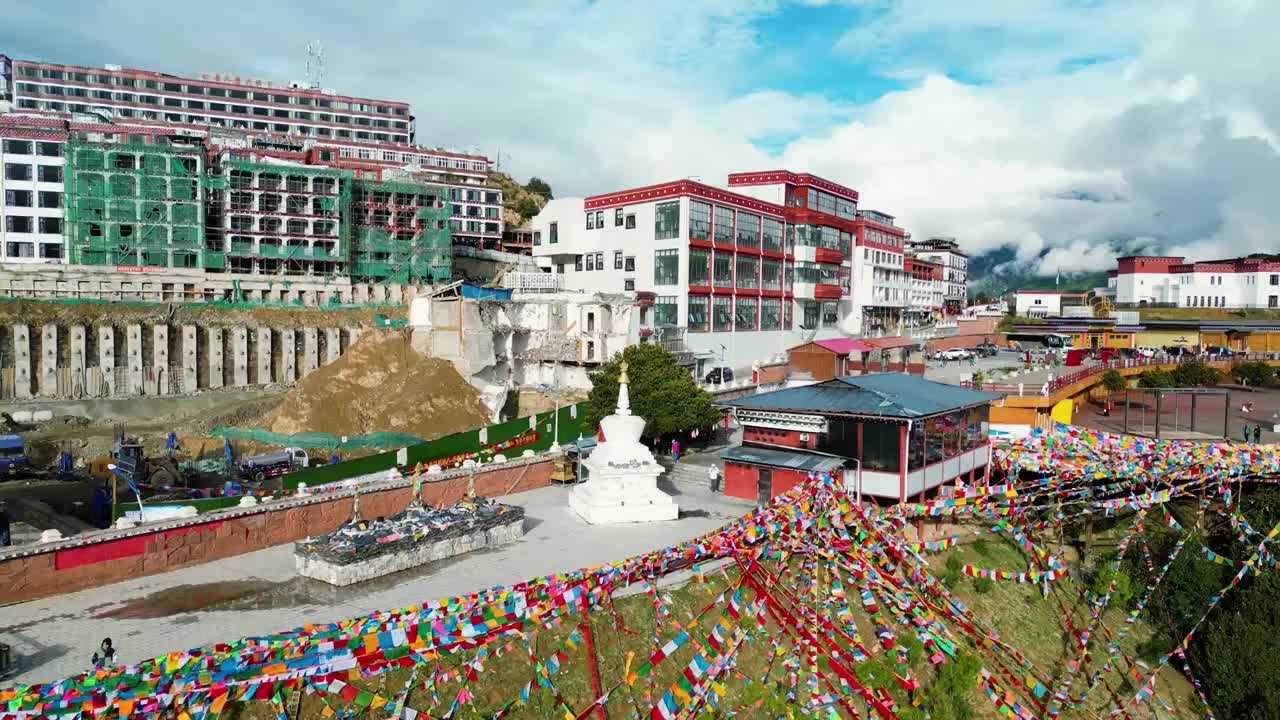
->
0;434;28;475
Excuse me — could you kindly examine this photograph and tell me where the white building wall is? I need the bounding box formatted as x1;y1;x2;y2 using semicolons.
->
1014;292;1062;317
0;137;65;264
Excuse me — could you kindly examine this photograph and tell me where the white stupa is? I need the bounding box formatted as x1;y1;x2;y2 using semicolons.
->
569;360;679;524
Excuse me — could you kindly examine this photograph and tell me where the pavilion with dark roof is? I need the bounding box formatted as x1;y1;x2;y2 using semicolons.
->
719;372;1000;504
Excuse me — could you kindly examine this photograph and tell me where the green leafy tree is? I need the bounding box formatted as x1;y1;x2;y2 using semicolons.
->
524;176;553;199
1137;369;1174;388
1101;369;1127;394
1232;360;1276;387
1171;360;1220;387
587;343;720;439
975;291;992;304
512;195;542;220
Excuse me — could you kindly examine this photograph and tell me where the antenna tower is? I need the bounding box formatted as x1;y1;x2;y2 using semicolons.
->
305;42;326;88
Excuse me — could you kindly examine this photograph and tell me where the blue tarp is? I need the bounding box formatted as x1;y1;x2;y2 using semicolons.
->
461;284;513;300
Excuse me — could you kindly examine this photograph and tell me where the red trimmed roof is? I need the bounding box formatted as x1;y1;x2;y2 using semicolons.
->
583;179;785;217
727;170;860;202
861;336;916;350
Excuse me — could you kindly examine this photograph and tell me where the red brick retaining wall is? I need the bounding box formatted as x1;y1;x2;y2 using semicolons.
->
0;459;552;604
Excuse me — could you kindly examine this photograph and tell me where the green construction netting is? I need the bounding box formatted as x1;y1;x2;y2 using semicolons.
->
210;427;424;450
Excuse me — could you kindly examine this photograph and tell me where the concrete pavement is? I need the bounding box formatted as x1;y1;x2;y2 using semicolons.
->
0;479;756;686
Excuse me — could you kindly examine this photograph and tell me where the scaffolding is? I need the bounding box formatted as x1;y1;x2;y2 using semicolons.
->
211;159;353;277
350;179;452;284
62;140;208;268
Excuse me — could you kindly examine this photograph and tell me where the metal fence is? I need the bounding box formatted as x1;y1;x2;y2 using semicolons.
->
964;352;1280;397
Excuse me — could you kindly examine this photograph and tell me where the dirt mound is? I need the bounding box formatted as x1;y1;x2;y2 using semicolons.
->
260;331;490;441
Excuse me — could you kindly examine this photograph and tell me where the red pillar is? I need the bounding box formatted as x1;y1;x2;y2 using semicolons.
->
898;422;909;504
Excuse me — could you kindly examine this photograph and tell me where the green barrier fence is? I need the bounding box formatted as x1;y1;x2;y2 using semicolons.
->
209;428;425;451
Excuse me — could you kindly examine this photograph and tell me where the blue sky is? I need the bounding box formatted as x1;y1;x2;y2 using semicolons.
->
4;1;1279;273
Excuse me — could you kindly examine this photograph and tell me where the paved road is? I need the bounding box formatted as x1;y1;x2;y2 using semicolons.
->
1;479;756;686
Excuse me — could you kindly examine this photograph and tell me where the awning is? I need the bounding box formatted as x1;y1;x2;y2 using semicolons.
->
721;445;845;472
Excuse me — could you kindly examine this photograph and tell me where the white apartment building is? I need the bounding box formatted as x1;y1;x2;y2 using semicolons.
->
1105;255;1280;309
531;171;916;372
1;134;65;262
908;236;967;314
905;256;944;324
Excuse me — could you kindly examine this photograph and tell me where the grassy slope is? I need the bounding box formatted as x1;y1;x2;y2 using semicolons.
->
224;529;1202;720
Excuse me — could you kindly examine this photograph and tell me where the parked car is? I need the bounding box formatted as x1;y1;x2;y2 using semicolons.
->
935;348;974;361
1204;346;1239;359
704;366;735;384
973;342;999;358
1164;346;1193;358
1134;346;1158;358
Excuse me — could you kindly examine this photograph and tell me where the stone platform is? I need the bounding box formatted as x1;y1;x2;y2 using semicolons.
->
294;500;525;586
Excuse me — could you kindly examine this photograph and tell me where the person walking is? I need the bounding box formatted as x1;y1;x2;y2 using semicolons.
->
671;439;681;465
92;638;116;669
1243;423;1252;443
1255;424;1263;444
707;464;721;492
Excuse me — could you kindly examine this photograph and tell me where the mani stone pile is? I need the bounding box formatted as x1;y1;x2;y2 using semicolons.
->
294;497;526;586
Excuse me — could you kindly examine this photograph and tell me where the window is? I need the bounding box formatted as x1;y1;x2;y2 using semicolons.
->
713;251;733;286
614;251;623;269
625;279;635;291
737;212;760;248
1270;274;1278;286
39;243;62;259
801;301;820;329
713;206;734;244
586;253;596;271
654;248;679;285
38;191;60;208
5;163;32;181
735;297;758;330
549;221;558;244
615;208;624;227
822;301;839;325
654;296;678;328
6;216;34;233
1271;296;1278;308
713;296;733;331
595;210;604;228
625;256;635;272
37;165;62;183
595;252;604;269
690;201;712;239
6;241;35;257
5;189;32;207
655;201;680;240
736;255;758;289
689;249;710;285
575;255;584;272
38;217;61;234
688;295;710;332
761;298;782;330
762;258;782;290
625;214;636;229
2;140;33;155
586;212;595;230
762;217;783;252
861;421;902;472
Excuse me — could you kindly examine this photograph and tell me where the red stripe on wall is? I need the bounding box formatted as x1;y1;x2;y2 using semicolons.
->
54;534;150;570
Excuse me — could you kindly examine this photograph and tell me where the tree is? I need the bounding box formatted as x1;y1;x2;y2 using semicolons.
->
1137;369;1174;388
1171;360;1220;387
975;291;992;305
512;195;541;221
1232;360;1276;387
587;343;720;439
1101;369;1127;394
524;176;553;199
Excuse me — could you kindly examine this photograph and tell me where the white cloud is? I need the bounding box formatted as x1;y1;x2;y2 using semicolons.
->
5;0;1278;278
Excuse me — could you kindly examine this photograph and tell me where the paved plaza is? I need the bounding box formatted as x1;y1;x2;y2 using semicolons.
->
1;478;754;686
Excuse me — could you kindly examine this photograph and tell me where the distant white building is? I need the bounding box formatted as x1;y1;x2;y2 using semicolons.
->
1014;290;1063;317
1104;255;1280;309
907;237;967;315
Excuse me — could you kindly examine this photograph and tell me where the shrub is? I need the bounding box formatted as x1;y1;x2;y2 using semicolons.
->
1137;369;1174;388
1232;360;1276;387
973;577;996;594
1171;360;1220;387
1101;369;1127;393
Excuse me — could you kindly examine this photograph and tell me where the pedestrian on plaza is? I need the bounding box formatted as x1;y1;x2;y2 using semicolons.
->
92;638;116;669
1255;424;1263;444
1243;423;1252;443
708;464;721;492
671;439;681;464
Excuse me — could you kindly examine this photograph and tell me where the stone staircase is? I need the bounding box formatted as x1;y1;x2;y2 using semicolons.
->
657;457;719;487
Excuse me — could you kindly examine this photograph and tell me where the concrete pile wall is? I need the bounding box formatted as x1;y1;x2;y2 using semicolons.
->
0;322;363;401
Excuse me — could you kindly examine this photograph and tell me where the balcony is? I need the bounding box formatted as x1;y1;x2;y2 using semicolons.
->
814;247;844;265
814;283;842;299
